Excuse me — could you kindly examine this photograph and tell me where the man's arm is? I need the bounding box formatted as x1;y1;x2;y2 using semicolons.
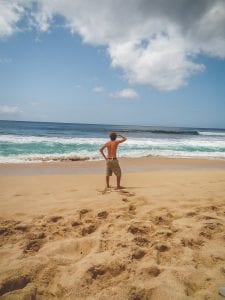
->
116;133;127;143
99;144;107;160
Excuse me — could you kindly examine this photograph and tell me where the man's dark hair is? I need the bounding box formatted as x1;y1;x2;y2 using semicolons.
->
110;132;117;141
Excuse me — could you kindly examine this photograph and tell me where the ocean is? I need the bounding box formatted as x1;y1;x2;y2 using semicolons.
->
0;120;225;163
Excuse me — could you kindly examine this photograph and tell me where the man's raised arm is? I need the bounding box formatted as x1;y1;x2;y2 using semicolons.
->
116;133;127;143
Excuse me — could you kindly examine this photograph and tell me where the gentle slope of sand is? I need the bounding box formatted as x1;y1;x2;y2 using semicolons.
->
0;160;225;299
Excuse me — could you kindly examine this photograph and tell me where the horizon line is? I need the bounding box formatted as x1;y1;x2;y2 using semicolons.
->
0;119;225;130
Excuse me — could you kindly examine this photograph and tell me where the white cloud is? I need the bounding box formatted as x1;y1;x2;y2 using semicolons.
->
109;37;205;91
110;88;139;99
0;0;26;38
0;105;22;114
0;1;225;91
93;86;104;93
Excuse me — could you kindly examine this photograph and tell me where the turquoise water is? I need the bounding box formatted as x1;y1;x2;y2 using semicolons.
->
0;120;225;163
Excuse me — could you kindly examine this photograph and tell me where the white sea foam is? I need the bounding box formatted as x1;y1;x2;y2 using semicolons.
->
125;138;225;148
1;132;225;163
0;134;106;145
1;148;225;163
1;134;225;149
199;131;225;136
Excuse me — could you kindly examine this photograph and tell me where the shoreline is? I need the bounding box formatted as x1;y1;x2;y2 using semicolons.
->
0;156;225;176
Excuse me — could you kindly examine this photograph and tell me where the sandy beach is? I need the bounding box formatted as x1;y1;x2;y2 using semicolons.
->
0;157;225;299
1;0;225;297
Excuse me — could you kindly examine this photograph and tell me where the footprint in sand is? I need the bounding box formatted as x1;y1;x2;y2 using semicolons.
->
139;265;161;278
151;213;173;226
0;275;31;297
37;264;58;286
71;220;83;227
23;230;46;253
117;205;137;219
23;238;44;253
156;227;173;236
97;210;109;219
154;242;170;252
0;220;30;241
128;204;136;213
26;232;46;240
181;237;204;249
48;216;63;223
128;224;149;235
198;221;223;241
129;287;153;300
14;224;29;232
199;221;224;240
97;188;112;195
199;230;212;239
200;215;219;220
184;280;199;297
133;236;150;247
79;209;91;219
119;190;136;197
98;239;112;252
88;265;107;279
147;266;161;277
0;226;13;236
132;248;146;260
202;221;223;232
87;261;126;280
81;224;97;236
185;211;197;217
207;205;219;211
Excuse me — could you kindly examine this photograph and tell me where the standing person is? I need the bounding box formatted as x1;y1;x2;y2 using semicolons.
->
99;132;127;189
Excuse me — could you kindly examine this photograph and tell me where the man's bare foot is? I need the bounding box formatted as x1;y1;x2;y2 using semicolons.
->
115;186;125;190
101;186;112;194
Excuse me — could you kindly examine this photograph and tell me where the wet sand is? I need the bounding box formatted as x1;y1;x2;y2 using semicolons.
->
1;156;225;176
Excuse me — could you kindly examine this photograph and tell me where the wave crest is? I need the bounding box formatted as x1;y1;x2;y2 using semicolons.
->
119;129;199;135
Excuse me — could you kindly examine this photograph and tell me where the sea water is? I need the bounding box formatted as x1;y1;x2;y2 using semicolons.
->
0;120;225;163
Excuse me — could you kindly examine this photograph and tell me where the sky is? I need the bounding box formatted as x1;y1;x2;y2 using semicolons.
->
0;0;225;128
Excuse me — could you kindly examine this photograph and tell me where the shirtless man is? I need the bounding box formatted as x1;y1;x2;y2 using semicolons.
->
99;132;127;189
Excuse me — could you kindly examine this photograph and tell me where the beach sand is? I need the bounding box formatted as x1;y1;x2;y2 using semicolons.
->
0;157;225;299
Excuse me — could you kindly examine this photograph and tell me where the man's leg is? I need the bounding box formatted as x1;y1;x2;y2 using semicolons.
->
116;175;121;189
106;176;110;188
114;160;122;189
106;160;111;188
